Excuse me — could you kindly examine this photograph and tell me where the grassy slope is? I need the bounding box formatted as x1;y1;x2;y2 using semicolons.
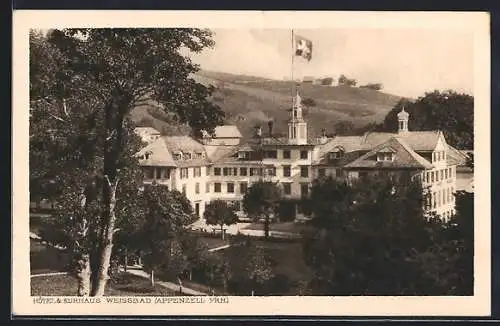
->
129;70;402;139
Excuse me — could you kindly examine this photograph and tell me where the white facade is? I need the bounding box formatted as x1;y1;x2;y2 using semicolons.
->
137;102;464;222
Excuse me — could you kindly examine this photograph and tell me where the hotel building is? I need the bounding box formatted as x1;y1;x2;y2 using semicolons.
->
136;92;466;221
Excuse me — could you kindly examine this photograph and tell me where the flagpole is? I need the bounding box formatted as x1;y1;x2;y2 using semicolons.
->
291;29;295;103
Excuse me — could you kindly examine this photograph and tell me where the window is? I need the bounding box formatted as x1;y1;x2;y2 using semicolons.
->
440;169;444;181
448;167;452;179
182;184;187;195
195;151;203;159
144;167;154;179
173;153;182;160
300;150;308;159
238;151;249;160
377;152;394;162
433;192;437;208
233;168;238;176
206;167;210;176
318;168;326;177
431;171;435;182
214;183;221;193
240;182;248;194
300;166;309;178
445;168;448;179
240;167;248;176
359;171;368;180
265;150;278;159
195;183;200;194
184;152;192;160
266;166;276;177
300;183;309;197
435;171;439;182
193;167;201;177
205;183;210;193
282;165;291;177
180;168;189;179
250;168;262;176
283;183;291;195
214;167;221;176
283;150;291;159
223;167;231;176
446;188;450;203
227;183;235;193
335;169;344;178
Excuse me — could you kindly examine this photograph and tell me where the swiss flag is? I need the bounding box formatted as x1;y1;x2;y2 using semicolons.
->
294;34;312;61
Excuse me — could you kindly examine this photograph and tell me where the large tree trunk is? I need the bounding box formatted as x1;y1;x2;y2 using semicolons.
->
221;224;225;240
76;253;92;296
91;178;118;296
263;214;270;238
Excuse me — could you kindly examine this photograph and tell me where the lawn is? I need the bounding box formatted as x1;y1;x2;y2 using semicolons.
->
30;239;70;275
31;273;176;296
242;221;314;235
222;239;312;287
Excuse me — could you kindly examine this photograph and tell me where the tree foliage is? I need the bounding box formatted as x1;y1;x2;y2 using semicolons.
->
338;74;357;87
359;83;383;91
377;90;474;149
242;181;282;238
302;175;472;295
301;97;316;107
204;200;239;240
30;28;224;295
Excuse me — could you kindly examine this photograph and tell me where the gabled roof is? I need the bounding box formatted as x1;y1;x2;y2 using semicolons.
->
136;138;176;167
214;125;243;138
361;131;441;151
313;136;364;165
136;136;209;167
446;144;468;166
344;136;434;170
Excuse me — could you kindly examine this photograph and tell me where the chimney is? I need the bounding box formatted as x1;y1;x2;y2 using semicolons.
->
267;120;274;136
254;124;262;138
319;128;328;144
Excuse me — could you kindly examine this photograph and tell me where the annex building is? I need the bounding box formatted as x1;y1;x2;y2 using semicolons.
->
136;92;467;222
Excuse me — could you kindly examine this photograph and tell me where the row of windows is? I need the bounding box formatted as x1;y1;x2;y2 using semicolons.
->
143;167;170;179
173;151;205;161
238;149;309;160
432;150;446;163
211;166;310;178
426;186;455;209
424;167;454;184
317;168;345;178
190;181;311;196
179;167;202;179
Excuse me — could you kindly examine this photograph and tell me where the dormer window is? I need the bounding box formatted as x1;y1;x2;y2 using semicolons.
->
183;152;192;160
195;151;203;159
173;152;182;160
377;147;395;162
329;146;345;160
144;151;151;160
238;151;250;160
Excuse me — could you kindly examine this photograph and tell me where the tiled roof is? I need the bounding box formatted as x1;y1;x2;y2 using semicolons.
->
344;136;434;170
214;125;243;138
136;138;176;167
163;136;206;154
136;136;209;167
361;131;441;151
313;136;364;165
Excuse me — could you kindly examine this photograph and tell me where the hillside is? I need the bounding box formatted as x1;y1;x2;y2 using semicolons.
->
129;70;403;139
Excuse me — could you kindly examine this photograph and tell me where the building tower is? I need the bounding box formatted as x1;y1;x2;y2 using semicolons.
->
288;91;308;145
397;106;409;133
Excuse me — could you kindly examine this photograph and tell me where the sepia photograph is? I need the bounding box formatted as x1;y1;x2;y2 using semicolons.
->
12;10;490;316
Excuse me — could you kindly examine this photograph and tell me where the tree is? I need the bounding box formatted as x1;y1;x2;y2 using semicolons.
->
204;200;239;240
139;185;197;286
30;29;224;296
333;120;355;135
303;175;453;295
320;77;333;86
377;90;474;149
359;83;383;91
242;181;282;238
338;74;357;87
302;97;316;107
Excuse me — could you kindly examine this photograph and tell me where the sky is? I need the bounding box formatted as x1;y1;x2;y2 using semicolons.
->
189;28;474;98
